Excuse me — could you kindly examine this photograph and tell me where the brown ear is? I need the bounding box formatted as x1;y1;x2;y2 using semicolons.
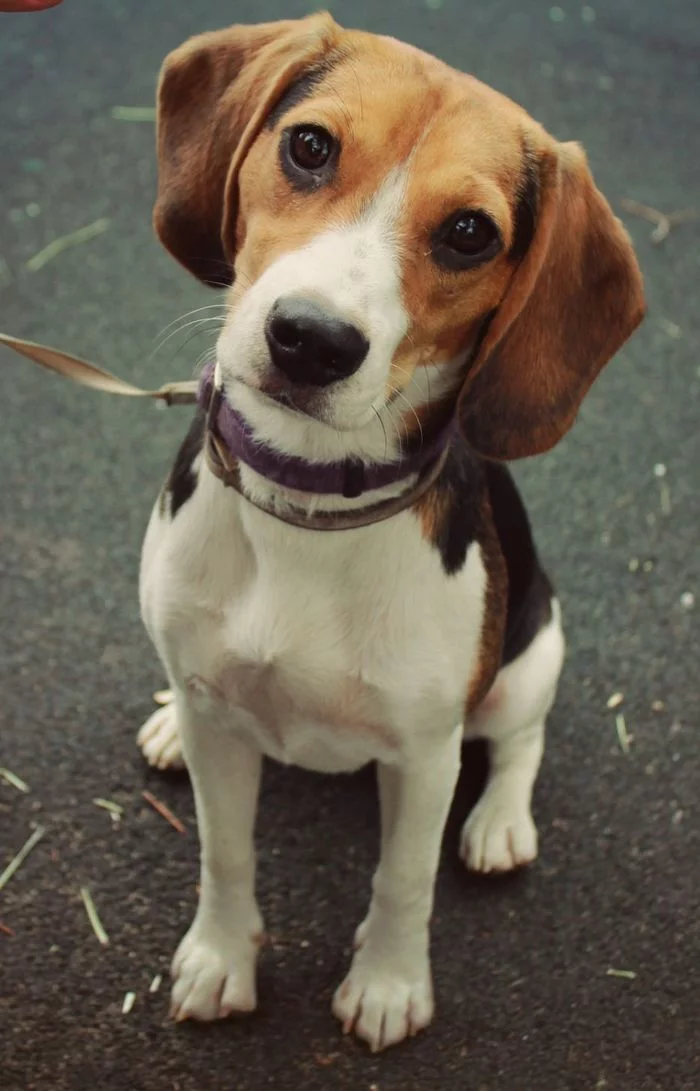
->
458;140;646;460
153;13;340;287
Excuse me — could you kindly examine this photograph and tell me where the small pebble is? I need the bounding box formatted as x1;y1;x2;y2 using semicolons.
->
549;6;566;21
25;202;41;218
628;558;640;573
653;463;667;478
642;560;654;573
581;5;596;22
149;973;162;994
606;692;624;710
658;317;682;339
680;591;695;609
9;208;24;224
651;700;665;712
121;991;136;1015
424;0;443;8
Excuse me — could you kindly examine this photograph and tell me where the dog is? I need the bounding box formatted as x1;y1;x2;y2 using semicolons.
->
137;13;645;1052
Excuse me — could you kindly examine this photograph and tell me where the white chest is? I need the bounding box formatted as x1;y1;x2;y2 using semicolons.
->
142;473;487;773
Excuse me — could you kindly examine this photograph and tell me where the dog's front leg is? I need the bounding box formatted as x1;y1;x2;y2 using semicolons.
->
333;724;462;1051
169;696;264;1022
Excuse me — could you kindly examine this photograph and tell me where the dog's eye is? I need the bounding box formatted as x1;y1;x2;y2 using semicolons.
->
288;125;334;171
433;210;502;270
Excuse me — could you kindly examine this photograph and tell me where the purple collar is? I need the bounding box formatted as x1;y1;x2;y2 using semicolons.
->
197;363;453;499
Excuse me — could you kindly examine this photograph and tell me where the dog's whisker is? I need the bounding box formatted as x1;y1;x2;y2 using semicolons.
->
372;405;390;461
387;385;424;448
154;304;229;343
151;316;226;360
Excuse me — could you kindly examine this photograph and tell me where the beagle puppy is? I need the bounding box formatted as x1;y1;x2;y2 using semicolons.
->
138;14;645;1052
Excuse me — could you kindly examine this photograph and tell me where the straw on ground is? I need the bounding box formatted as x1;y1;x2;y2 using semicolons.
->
111;106;156;122
26;218;110;272
80;886;110;946
0;826;46;892
0;767;30;793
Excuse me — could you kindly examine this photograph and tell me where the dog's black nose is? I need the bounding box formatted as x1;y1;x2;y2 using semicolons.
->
265;297;369;387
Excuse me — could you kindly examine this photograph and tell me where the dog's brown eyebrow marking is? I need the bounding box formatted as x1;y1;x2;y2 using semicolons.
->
509;141;539;262
265;59;341;129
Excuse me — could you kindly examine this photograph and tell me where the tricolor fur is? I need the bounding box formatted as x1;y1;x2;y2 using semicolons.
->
139;13;645;1052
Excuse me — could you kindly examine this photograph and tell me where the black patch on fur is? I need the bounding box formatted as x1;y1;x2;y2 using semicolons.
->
509;149;539;263
165;409;205;519
428;435;486;576
485;462;554;664
265;65;336;130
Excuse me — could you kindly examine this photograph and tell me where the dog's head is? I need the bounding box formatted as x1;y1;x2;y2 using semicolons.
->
154;13;644;463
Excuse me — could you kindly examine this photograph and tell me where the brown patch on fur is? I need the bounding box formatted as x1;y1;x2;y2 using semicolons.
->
415;476;453;544
467;493;508;713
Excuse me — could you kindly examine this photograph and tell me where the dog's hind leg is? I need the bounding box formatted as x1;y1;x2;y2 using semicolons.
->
460;599;565;873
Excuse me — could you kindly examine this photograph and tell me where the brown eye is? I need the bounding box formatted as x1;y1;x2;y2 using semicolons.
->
445;212;497;255
288;125;334;171
432;210;502;270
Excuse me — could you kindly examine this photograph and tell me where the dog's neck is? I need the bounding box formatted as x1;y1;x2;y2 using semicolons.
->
197;361;457;527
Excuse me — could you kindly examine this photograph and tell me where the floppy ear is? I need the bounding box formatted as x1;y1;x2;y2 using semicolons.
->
153;13;340;287
458;140;646;460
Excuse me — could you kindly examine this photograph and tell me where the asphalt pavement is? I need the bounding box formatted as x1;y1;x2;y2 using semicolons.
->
1;1;698;1089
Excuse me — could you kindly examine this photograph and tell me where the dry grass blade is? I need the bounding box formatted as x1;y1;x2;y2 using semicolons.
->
0;826;46;892
26;218;110;272
620;198;697;245
0;767;30;793
80;886;110;946
606;968;637;980
142;790;187;835
111;106;156;122
615;713;632;755
92;797;124;817
0;919;15;936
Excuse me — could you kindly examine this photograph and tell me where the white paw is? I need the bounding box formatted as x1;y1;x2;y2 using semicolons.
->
137;700;185;771
460;792;538;873
332;953;434;1052
170;920;260;1022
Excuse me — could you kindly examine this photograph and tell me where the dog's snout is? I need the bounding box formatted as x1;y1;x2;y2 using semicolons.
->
264;297;369;387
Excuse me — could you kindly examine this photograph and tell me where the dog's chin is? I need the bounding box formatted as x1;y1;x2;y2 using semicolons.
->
232;375;374;433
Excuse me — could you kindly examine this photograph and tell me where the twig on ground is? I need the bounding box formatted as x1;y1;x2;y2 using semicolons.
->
142;790;187;835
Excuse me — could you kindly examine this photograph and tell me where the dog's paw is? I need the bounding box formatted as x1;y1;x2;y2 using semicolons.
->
170;922;259;1022
137;699;185;771
332;957;434;1052
460;792;538;873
